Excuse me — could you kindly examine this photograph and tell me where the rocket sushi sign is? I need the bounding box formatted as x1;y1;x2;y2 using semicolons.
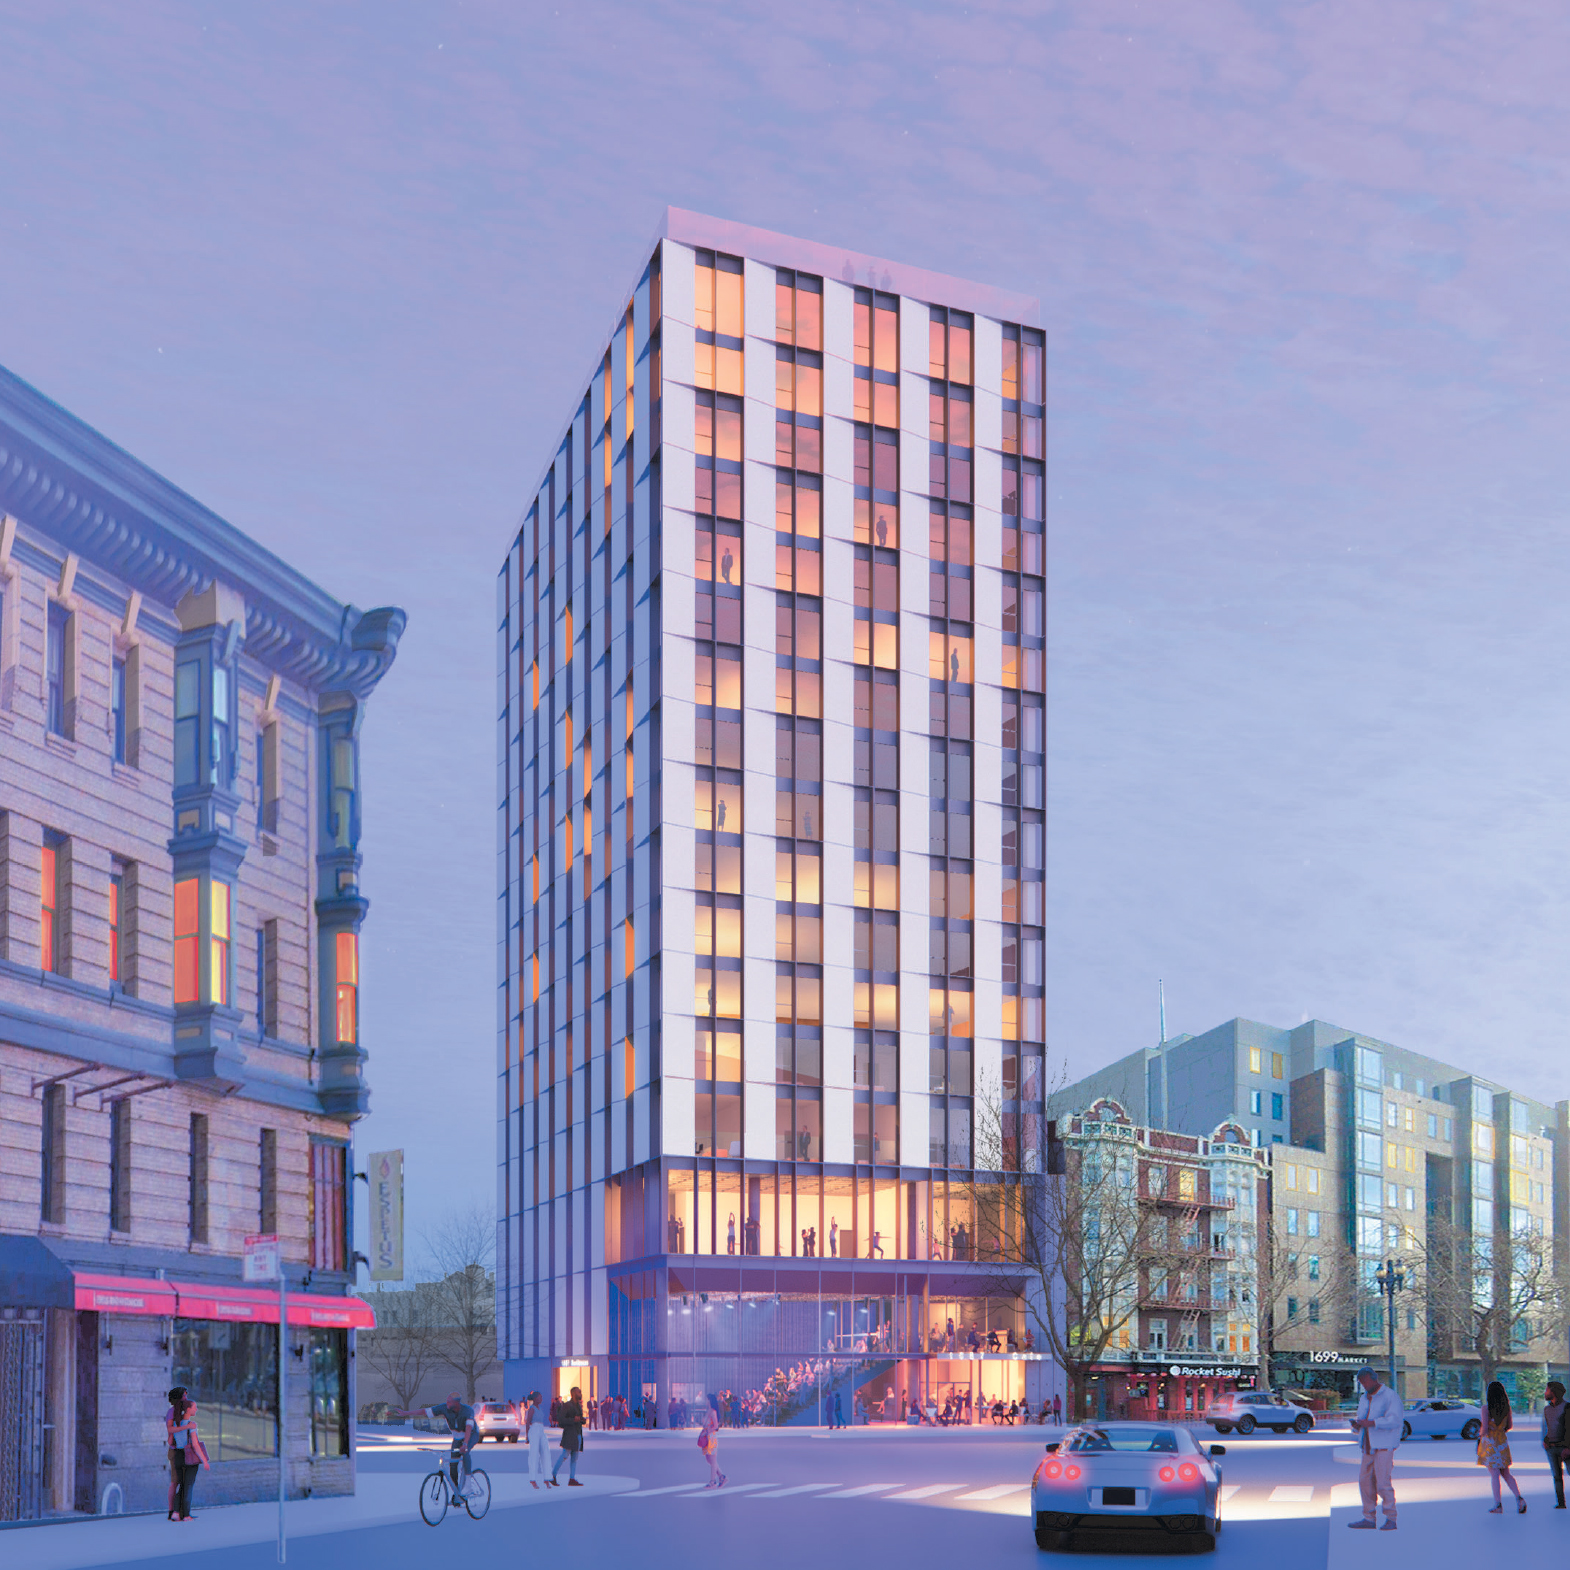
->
368;1149;404;1281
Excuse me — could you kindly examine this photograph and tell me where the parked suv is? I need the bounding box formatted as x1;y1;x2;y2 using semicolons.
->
473;1401;522;1442
1204;1391;1313;1434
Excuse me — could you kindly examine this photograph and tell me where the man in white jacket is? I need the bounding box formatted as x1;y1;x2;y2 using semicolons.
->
1347;1366;1403;1530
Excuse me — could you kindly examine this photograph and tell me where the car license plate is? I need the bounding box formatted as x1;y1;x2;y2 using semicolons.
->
1101;1487;1136;1506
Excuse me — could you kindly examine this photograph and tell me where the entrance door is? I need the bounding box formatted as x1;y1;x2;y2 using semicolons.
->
0;1312;46;1521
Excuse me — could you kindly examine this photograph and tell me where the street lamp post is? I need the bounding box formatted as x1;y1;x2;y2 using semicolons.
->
1374;1258;1405;1397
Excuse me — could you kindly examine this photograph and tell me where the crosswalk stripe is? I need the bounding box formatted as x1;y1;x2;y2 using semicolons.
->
1268;1485;1315;1503
618;1483;709;1498
685;1482;779;1497
751;1483;838;1497
955;1483;1031;1501
822;1484;902;1498
886;1483;963;1500
1220;1485;1242;1502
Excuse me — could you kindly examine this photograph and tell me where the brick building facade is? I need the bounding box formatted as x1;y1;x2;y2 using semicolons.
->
0;362;404;1518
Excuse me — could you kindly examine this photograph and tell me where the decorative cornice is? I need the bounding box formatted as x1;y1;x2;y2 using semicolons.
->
0;362;406;699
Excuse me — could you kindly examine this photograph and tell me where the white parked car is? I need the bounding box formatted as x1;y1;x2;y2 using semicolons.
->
472;1401;522;1442
1401;1398;1481;1441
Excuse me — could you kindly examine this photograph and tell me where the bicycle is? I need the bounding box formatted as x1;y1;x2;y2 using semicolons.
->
419;1438;491;1524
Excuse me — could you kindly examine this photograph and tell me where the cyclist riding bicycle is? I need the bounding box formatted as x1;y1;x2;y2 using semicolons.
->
398;1393;477;1496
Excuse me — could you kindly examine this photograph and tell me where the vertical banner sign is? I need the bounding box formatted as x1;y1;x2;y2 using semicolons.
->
243;1234;287;1563
368;1149;404;1282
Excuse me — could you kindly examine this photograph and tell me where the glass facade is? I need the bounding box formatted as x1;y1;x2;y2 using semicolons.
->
498;215;1049;1422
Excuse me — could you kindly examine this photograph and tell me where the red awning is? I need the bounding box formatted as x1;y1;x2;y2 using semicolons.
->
75;1274;179;1315
72;1273;374;1329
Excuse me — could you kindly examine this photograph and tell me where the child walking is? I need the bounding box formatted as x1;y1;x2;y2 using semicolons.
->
1479;1379;1526;1514
699;1397;726;1488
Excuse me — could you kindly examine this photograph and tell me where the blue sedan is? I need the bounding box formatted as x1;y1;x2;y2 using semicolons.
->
1032;1422;1225;1552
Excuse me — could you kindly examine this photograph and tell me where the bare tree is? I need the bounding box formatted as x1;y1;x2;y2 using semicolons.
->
1256;1228;1358;1392
965;1078;1150;1420
1421;1218;1567;1388
358;1285;442;1413
420;1203;499;1402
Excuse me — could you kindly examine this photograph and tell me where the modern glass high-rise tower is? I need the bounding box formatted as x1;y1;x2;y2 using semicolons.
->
497;210;1048;1423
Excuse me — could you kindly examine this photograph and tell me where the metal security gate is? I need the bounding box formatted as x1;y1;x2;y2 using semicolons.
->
0;1310;46;1521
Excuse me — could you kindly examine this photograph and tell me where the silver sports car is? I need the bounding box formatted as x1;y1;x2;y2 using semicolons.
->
1032;1422;1225;1551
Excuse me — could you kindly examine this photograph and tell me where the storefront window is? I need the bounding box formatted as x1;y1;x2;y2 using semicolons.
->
309;1330;349;1457
170;1320;278;1461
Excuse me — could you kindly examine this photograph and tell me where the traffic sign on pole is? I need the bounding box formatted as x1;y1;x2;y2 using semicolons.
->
244;1234;287;1562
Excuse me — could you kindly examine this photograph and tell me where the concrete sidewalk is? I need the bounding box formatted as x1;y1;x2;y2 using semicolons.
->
6;1469;638;1570
1329;1469;1561;1565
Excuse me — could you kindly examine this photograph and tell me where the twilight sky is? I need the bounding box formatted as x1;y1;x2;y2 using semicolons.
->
3;1;1569;1268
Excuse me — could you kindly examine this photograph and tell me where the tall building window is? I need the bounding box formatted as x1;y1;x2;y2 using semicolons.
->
310;1141;348;1271
210;881;231;1005
210;662;231;786
46;601;69;736
189;1112;210;1244
40;1082;65;1224
258;718;280;831
40;837;60;973
257;920;278;1037
260;1128;278;1233
335;930;359;1044
108;868;122;983
109;1098;132;1233
111;655;128;764
174;660;201;786
173;878;200;1003
330;737;356;848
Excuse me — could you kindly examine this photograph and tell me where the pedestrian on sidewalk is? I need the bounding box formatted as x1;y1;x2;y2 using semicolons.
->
525;1391;548;1489
549;1385;586;1487
832;1391;846;1430
164;1385;188;1519
1051;1393;1062;1424
1479;1380;1526;1515
1542;1380;1568;1509
1346;1365;1402;1531
699;1397;727;1488
168;1396;211;1520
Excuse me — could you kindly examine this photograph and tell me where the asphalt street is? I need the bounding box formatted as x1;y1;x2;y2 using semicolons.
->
17;1421;1518;1570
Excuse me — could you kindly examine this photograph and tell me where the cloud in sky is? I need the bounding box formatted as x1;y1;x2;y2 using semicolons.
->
2;0;1569;1245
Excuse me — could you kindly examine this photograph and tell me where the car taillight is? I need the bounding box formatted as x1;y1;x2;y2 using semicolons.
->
1044;1460;1062;1479
1178;1463;1200;1482
1158;1466;1176;1482
1064;1464;1082;1480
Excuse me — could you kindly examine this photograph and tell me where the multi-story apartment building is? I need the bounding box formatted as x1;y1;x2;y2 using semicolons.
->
1063;1099;1267;1421
497;210;1051;1423
1060;1017;1568;1401
0;364;404;1517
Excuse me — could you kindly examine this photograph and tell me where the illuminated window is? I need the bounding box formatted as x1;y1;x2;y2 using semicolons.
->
108;871;122;983
1272;1052;1283;1079
335;931;359;1044
210;882;230;1005
40;841;58;973
174;879;200;1003
1248;1047;1262;1074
